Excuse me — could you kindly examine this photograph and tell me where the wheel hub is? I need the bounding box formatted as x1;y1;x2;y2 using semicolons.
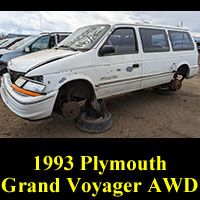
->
171;78;182;91
61;102;80;120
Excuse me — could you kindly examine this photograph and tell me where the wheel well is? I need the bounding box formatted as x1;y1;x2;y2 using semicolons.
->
176;64;189;77
54;79;95;111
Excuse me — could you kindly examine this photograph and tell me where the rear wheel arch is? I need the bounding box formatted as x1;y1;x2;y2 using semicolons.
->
176;64;190;78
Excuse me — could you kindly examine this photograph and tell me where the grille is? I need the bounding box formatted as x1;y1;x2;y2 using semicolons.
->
9;70;25;83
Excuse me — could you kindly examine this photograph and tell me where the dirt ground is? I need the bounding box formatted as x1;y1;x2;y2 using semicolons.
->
0;71;200;138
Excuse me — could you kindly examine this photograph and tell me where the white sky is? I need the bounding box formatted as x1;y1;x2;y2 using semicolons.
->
0;11;200;36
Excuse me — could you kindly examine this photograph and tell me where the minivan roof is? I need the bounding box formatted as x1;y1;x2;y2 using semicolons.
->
84;22;189;32
110;22;190;31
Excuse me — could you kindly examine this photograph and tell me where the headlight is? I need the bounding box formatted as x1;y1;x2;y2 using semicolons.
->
23;81;46;93
12;77;46;97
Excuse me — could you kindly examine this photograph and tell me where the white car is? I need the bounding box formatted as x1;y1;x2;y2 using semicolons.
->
1;23;199;132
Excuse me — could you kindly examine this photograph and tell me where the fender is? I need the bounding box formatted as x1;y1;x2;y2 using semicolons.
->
43;72;98;98
60;73;96;91
175;61;189;69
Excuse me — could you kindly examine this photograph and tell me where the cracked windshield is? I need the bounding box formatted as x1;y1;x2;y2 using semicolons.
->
57;25;110;51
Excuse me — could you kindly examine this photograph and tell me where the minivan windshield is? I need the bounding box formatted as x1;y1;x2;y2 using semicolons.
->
56;25;110;51
8;36;38;50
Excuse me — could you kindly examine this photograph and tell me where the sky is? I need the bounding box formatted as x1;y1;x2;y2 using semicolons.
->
0;11;200;37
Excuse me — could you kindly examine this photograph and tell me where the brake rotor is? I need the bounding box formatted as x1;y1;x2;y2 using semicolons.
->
171;78;182;91
61;102;80;120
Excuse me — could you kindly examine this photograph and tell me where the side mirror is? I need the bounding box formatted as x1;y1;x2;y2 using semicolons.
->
99;45;115;56
24;47;31;53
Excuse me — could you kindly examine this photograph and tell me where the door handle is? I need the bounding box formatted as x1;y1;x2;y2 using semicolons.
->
132;64;140;68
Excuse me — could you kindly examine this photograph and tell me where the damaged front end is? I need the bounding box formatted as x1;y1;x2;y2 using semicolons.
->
0;72;58;120
8;69;25;83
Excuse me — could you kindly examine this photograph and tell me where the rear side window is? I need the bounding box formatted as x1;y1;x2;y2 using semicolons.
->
168;31;194;51
139;28;170;53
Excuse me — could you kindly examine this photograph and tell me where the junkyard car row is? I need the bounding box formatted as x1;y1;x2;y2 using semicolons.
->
0;23;199;133
0;32;71;75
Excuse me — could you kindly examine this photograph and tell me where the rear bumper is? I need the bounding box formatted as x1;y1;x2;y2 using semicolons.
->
0;73;58;120
187;65;199;79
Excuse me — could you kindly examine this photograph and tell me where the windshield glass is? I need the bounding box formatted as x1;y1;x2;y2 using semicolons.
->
0;39;9;45
0;38;21;48
0;38;15;48
57;25;110;51
8;36;38;50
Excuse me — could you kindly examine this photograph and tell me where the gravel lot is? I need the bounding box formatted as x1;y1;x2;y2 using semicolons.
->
0;71;200;138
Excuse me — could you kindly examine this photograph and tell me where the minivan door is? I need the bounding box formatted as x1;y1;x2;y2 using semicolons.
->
139;28;174;89
95;27;142;98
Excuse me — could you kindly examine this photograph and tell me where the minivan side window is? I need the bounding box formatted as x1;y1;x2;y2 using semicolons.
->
31;35;50;52
168;31;194;51
139;28;170;53
104;28;138;55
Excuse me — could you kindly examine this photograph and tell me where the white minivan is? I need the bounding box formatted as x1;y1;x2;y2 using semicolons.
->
0;23;199;132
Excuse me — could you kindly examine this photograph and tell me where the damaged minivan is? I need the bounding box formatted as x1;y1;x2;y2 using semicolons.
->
0;23;199;133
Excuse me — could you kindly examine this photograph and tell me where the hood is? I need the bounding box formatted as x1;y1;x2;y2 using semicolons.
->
0;49;21;63
0;48;16;55
8;49;79;73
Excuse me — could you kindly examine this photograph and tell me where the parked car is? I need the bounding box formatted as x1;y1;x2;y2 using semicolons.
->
0;37;24;49
195;42;200;52
193;36;200;52
1;23;199;133
4;33;30;38
0;32;71;75
0;38;10;46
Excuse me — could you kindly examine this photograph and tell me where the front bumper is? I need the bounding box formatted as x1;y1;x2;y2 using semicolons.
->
187;65;199;79
0;73;58;120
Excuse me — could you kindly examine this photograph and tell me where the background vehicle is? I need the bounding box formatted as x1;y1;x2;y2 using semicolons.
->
0;37;24;49
194;36;200;52
0;32;72;75
4;33;30;39
0;38;10;46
